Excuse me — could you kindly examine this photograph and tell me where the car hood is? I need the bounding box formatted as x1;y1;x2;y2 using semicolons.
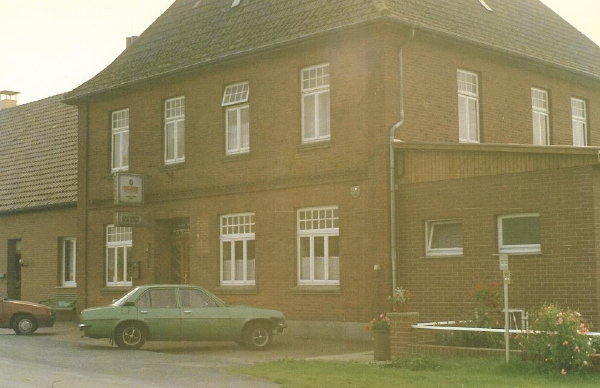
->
8;300;50;310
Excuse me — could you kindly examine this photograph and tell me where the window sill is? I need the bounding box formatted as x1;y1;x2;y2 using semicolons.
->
161;162;185;171
214;285;258;295
222;152;251;163
423;254;464;259
297;139;332;151
290;285;341;295
497;251;542;256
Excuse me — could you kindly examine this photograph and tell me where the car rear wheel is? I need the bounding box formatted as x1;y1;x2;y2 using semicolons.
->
243;323;272;350
13;315;37;335
115;322;146;350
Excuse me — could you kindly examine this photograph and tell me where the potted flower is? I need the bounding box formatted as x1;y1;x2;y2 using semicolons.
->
366;313;391;361
389;286;413;312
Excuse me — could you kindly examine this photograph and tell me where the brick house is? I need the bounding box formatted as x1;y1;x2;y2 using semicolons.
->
65;0;600;338
0;93;79;304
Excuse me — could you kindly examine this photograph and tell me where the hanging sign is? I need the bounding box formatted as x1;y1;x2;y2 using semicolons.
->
114;173;144;206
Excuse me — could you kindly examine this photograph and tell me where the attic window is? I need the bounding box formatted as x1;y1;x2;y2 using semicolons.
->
222;82;250;106
231;0;241;7
478;0;493;11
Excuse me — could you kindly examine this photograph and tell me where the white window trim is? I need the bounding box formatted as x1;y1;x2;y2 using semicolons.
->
425;220;463;257
497;213;541;254
571;97;588;147
301;63;330;143
111;109;129;172
225;104;250;155
220;213;255;285
531;88;550;145
164;96;185;165
222;81;250;107
457;69;480;144
106;225;133;287
62;238;77;288
297;206;339;285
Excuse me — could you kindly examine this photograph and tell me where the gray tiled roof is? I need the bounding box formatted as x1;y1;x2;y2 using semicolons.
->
0;94;78;213
66;0;600;101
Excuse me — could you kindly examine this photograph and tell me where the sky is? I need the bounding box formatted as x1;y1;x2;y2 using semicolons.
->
0;0;599;105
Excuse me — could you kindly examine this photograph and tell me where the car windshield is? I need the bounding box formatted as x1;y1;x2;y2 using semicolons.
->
112;287;140;306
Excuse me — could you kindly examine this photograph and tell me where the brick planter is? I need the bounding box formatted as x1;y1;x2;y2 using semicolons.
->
388;312;419;358
373;329;391;361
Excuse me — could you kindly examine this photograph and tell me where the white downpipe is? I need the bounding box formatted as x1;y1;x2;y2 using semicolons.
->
389;48;405;291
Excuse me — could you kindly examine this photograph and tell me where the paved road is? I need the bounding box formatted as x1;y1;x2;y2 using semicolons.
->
0;329;278;388
0;324;371;388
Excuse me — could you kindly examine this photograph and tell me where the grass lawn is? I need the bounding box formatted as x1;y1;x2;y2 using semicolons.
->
231;356;600;388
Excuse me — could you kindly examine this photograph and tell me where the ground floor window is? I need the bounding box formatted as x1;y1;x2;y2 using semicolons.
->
62;238;77;287
498;214;540;254
106;225;133;286
220;213;255;285
425;220;463;256
297;206;339;285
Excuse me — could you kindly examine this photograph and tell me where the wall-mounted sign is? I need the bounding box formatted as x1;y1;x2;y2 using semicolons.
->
114;173;144;205
114;212;145;227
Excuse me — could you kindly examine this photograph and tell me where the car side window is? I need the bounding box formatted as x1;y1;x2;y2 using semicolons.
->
136;289;178;308
180;289;218;308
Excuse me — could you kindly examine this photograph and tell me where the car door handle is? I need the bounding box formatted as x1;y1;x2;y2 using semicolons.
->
140;310;148;314
183;310;191;314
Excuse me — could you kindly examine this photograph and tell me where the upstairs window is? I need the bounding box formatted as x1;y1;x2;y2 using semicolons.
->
301;64;330;143
297;206;339;285
220;213;255;285
457;70;480;143
498;214;541;254
571;98;588;146
111;109;129;172
425;220;463;256
106;225;133;286
164;96;185;164
222;82;250;155
531;88;550;145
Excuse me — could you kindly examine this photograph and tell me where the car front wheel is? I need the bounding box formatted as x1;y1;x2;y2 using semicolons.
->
243;323;272;350
13;315;37;335
115;322;146;350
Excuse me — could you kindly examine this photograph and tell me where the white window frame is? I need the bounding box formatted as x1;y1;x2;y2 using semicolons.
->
425;220;463;257
498;214;541;254
220;213;255;285
111;109;129;172
62;238;77;287
222;81;249;106
106;225;133;287
222;82;250;155
457;69;480;143
301;63;330;143
297;206;339;285
571;97;588;147
531;88;550;145
164;96;185;164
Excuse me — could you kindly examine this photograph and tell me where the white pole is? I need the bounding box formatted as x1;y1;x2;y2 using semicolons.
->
503;270;510;363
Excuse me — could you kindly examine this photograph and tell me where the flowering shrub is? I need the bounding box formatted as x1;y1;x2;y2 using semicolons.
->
520;303;594;373
366;313;391;331
389;287;413;307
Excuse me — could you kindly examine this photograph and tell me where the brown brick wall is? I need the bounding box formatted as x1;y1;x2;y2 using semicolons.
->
0;207;78;304
397;161;599;325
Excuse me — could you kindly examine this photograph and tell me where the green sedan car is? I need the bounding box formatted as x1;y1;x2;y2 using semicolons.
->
78;284;287;350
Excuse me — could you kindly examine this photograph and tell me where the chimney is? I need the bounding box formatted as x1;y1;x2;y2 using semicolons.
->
126;36;139;49
0;90;19;110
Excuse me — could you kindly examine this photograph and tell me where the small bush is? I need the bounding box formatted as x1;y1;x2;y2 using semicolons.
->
520;303;595;373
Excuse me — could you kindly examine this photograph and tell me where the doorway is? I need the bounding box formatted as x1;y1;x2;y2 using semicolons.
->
171;221;190;284
7;239;22;300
